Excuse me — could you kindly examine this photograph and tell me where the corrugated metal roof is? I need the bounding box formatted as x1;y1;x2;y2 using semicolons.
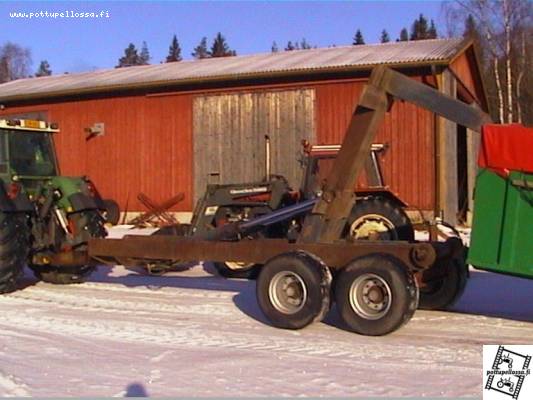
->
0;38;467;102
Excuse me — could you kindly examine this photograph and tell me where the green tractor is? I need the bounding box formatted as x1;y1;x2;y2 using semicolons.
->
0;119;107;293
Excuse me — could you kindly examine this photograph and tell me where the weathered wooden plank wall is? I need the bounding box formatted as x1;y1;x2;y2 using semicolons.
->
193;89;315;201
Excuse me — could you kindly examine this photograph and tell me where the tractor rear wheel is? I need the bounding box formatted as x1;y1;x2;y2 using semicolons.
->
102;199;120;225
0;212;29;293
213;261;260;279
30;210;105;285
418;258;468;310
345;197;414;241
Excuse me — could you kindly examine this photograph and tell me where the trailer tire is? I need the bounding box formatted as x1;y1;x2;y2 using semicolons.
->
346;197;414;241
418;258;468;310
0;213;29;294
335;254;418;336
257;251;332;330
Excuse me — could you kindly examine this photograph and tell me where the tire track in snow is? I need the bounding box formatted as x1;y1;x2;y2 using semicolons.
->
5;288;236;318
0;370;30;397
0;303;479;373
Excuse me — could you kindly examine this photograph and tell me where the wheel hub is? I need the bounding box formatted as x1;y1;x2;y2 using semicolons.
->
350;273;392;319
269;271;307;314
349;214;397;240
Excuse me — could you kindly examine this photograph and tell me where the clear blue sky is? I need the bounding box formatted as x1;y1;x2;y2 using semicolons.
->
0;1;446;74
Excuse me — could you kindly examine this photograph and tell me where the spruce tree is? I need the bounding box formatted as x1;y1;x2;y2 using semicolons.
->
192;37;210;59
139;41;150;65
398;28;409;42
285;41;296;51
116;43;140;67
353;29;365;45
300;38;312;49
166;34;182;62
410;14;433;40
35;60;52;77
210;32;236;57
380;29;390;43
428;20;437;39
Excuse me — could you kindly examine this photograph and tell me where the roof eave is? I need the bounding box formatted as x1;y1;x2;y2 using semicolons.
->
0;59;452;104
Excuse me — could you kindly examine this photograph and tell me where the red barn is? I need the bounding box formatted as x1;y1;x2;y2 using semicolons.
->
0;38;487;225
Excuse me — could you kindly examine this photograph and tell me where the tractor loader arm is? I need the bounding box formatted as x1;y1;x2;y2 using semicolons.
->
299;66;492;244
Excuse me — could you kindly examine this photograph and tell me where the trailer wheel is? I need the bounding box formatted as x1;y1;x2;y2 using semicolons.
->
418;258;468;310
346;197;414;241
335;254;418;336
257;252;332;330
0;213;29;294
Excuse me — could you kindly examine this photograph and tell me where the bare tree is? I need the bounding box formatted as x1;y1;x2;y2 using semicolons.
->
443;0;532;124
0;42;32;83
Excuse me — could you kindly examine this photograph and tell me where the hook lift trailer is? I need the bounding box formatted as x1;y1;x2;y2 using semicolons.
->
89;66;494;336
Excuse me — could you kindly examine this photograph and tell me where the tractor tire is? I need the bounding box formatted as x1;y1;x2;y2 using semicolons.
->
257;252;332;330
30;210;105;285
334;254;419;336
418;258;468;310
213;261;260;280
102;199;120;225
33;265;94;284
0;213;30;294
345;197;414;241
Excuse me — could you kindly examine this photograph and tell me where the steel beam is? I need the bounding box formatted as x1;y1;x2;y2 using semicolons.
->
89;236;443;271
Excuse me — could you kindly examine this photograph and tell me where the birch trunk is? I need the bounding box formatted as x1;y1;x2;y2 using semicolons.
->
503;0;513;123
493;57;505;123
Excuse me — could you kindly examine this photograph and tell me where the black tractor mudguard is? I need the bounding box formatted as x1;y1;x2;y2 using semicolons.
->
0;180;33;212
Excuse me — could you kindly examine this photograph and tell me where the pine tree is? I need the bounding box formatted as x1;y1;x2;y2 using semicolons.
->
116;43;141;68
166;34;182;62
353;29;365;45
380;29;390;43
398;28;409;42
35;60;52;77
210;32;236;57
271;41;279;53
139;41;150;65
192;37;210;59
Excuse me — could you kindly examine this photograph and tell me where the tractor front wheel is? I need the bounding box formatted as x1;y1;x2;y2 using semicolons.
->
32;265;95;284
0;212;30;293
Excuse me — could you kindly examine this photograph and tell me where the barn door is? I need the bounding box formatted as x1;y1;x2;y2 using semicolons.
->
193;89;315;201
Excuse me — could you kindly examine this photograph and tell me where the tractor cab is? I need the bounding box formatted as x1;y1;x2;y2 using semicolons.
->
0;119;59;182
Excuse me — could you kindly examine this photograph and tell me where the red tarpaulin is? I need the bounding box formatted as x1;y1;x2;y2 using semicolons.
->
478;124;533;176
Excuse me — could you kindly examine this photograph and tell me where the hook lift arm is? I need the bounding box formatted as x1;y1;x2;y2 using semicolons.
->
299;66;492;244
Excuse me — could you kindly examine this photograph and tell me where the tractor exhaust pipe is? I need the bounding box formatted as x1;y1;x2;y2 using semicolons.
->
265;135;271;180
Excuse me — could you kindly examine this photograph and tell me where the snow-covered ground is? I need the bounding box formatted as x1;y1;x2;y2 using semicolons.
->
0;227;531;397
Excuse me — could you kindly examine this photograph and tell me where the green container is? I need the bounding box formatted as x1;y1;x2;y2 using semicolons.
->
468;169;533;278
